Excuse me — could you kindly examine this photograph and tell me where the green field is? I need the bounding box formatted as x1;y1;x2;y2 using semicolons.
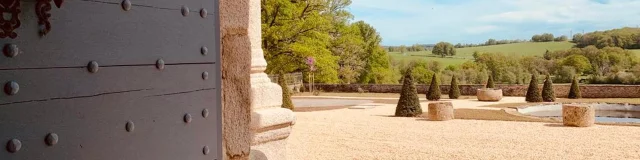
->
632;49;640;56
389;42;575;66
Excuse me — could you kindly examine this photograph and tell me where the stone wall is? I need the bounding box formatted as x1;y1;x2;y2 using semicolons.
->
307;84;640;98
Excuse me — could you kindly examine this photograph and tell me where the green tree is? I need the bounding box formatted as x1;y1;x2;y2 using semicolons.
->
485;39;497;45
354;21;396;84
395;69;423;117
449;75;460;99
262;0;342;83
542;75;555;102
278;72;295;110
572;33;583;43
575;27;640;49
568;76;582;99
331;23;366;84
427;74;441;101
486;75;495;88
432;42;456;58
562;55;592;74
554;35;568;42
543;50;552;60
525;74;542;102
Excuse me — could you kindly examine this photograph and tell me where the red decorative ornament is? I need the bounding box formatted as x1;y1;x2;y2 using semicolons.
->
0;0;63;39
0;0;21;39
36;0;64;36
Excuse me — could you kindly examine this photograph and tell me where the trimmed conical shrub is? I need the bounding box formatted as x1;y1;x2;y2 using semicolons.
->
427;74;441;101
568;76;582;99
525;74;542;102
449;75;460;99
542;75;556;102
278;72;295;110
395;70;423;117
486;75;495;88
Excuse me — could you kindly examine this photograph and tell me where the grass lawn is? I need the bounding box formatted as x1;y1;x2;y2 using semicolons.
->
456;41;575;57
389;54;469;66
631;49;640;56
388;42;640;67
389;41;575;66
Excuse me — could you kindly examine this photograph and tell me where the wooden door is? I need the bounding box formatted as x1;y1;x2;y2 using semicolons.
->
0;0;222;159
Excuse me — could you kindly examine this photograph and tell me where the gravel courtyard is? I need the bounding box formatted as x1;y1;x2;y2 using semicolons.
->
286;97;640;160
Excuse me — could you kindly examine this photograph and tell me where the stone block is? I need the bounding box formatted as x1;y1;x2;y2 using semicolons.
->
562;104;595;127
477;89;503;101
428;102;454;121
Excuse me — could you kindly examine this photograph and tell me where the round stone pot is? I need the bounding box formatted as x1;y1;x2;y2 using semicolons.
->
562;104;595;127
477;89;503;102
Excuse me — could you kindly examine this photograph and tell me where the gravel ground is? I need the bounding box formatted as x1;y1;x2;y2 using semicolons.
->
287;97;640;160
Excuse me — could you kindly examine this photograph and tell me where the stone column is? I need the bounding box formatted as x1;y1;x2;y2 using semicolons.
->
246;0;296;159
220;0;253;159
220;0;294;159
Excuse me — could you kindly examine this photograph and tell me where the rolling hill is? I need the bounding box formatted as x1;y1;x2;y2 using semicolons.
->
389;42;576;66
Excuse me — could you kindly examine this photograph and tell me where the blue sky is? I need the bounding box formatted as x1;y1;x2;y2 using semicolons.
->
349;0;640;46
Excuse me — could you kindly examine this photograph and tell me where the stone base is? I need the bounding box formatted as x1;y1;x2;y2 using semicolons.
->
250;107;295;160
562;104;595;127
477;89;503;101
428;102;454;121
250;138;289;160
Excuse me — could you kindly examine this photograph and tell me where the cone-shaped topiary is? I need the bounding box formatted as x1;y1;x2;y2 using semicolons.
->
427;74;441;101
486;75;495;88
449;75;460;99
568;76;582;99
542;74;556;102
395;69;423;117
525;74;542;102
278;72;295;110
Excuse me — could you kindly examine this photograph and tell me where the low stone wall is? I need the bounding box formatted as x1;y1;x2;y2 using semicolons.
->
305;84;640;98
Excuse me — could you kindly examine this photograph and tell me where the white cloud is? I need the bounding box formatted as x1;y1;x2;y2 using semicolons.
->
465;25;500;34
349;0;640;45
479;0;640;24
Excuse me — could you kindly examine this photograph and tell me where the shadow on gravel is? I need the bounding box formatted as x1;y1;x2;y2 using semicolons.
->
424;108;556;123
250;149;268;160
372;115;397;118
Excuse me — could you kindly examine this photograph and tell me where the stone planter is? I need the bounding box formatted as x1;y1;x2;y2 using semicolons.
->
562;104;595;127
427;102;454;121
477;89;503;101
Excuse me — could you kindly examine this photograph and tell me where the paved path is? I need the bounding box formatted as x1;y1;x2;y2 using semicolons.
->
292;99;373;108
287;97;640;160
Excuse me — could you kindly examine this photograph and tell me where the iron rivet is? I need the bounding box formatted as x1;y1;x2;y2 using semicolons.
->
181;6;189;16
202;72;209;80
202;109;209;118
156;59;165;70
201;47;208;55
87;61;99;73
203;146;210;155
121;0;131;11
3;44;19;58
45;133;59;146
126;121;134;132
184;114;192;123
4;81;19;95
6;139;21;153
200;8;207;18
